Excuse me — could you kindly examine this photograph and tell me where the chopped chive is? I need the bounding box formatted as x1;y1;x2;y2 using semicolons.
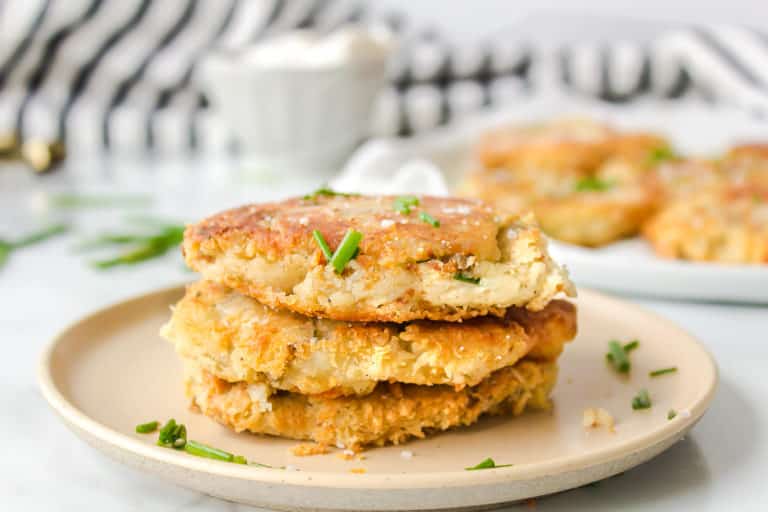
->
303;187;357;201
135;421;159;434
632;389;652;410
649;367;678;377
393;195;420;215
454;272;480;284
93;239;172;269
0;244;9;267
606;340;630;373
623;340;639;352
312;230;333;261
76;234;148;251
574;176;612;192
419;211;440;227
330;229;362;274
184;440;235;462
648;146;676;166
171;424;187;449
249;461;275;468
667;409;677;420
90;224;185;269
465;457;513;471
11;223;69;249
232;455;247;464
157;419;178;446
50;193;152;209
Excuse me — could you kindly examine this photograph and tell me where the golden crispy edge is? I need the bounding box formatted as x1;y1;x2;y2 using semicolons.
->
183;195;511;269
163;281;577;393
642;189;768;263
185;359;557;451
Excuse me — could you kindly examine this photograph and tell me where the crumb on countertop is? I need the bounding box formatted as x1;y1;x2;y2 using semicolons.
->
291;442;329;456
583;407;615;432
350;468;367;474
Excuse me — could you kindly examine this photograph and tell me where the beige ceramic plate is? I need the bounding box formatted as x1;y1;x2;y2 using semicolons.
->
38;286;717;512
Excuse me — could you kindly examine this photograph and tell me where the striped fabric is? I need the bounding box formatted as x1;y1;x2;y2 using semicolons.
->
1;0;768;157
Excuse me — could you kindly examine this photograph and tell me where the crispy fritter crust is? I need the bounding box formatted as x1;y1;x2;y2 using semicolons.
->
463;165;659;247
463;120;669;247
475;118;668;174
183;195;574;321
162;281;576;396
648;159;725;202
185;359;557;451
476;118;615;172
643;187;768;263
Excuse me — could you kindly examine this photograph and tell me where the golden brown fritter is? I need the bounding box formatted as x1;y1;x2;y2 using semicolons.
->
722;144;768;189
162;281;576;396
475;118;616;172
183;195;574;322
463;120;669;247
643;186;768;263
463;164;659;247
648;159;725;202
474;118;669;175
185;359;557;451
532;186;658;247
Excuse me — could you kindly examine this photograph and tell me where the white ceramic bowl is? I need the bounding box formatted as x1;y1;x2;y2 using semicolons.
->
200;51;389;177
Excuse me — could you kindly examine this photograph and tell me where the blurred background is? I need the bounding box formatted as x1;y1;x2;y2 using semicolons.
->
2;0;768;267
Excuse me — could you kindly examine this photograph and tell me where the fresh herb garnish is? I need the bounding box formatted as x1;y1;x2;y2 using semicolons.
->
454;272;480;284
156;419;187;448
465;457;513;471
312;230;333;261
623;340;639;352
79;221;185;269
135;421;159;434
393;195;420;215
50;193;152;209
0;223;69;269
330;229;362;273
631;389;652;410
605;340;631;373
303;187;357;202
574;176;612;192
649;367;678;377
648;146;676;166
148;419;256;465
183;440;237;462
419;211;440;227
667;409;677;420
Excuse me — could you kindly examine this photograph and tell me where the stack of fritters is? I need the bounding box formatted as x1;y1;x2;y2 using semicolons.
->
162;195;577;450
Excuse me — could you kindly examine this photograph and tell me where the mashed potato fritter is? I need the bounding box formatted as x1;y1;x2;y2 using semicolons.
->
183;195;574;322
185;359;557;451
162;281;576;396
643;186;768;263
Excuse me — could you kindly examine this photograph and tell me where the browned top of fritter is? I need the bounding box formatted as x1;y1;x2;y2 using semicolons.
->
185;194;517;267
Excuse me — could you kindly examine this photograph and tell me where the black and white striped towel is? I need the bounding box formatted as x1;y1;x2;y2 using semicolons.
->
2;0;768;157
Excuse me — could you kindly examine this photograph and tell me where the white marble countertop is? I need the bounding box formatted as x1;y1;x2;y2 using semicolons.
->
2;161;767;511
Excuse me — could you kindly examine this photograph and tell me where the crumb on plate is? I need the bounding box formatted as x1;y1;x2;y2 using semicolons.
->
583;407;615;432
291;442;329;456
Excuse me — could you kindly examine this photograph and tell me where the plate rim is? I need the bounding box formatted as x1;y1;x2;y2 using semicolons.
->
37;284;719;490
